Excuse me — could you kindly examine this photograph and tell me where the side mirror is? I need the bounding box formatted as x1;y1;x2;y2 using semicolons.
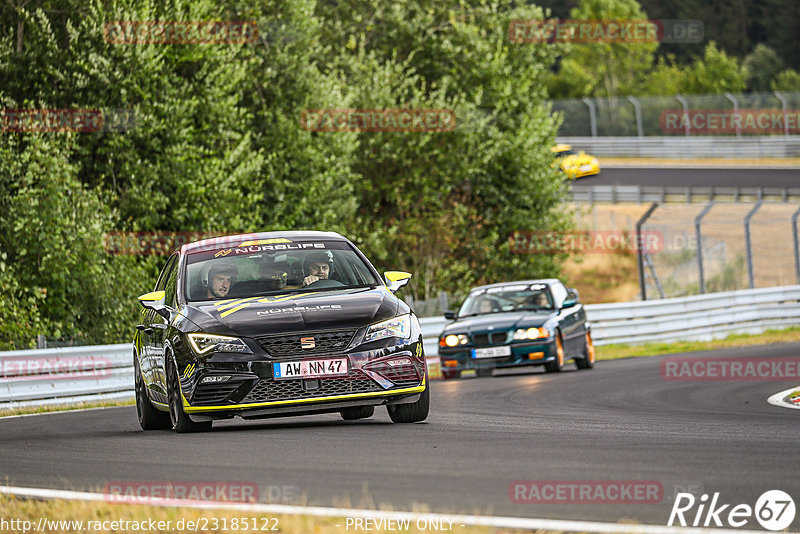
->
138;290;170;320
384;271;412;293
444;311;456;320
562;288;579;308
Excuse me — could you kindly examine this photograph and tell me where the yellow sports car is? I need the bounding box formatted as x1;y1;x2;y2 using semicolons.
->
551;144;600;179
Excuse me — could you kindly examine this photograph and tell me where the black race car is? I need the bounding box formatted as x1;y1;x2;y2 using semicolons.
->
438;279;595;379
133;231;428;432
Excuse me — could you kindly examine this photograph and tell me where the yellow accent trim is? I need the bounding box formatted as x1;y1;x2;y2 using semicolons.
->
217;296;259;311
220;302;253;318
238;238;292;247
138;290;165;302
257;292;315;303
182;364;195;379
213;298;238;307
184;380;427;413
151;400;169;408
384;271;412;282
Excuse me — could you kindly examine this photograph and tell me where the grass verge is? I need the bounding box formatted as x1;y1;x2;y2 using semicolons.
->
0;398;134;418
597;326;800;361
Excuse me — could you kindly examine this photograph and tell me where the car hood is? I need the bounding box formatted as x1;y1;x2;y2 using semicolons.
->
561;153;597;167
443;311;554;333
180;287;399;337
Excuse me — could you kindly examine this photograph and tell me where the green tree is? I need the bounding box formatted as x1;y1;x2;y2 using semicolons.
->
771;69;800;92
743;44;784;92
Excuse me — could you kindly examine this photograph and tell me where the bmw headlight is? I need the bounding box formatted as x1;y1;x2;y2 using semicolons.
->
512;327;550;340
440;334;469;347
188;333;253;355
365;314;411;343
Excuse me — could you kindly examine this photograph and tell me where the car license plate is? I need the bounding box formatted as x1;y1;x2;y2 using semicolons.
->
579;164;592;172
272;358;348;380
471;346;511;359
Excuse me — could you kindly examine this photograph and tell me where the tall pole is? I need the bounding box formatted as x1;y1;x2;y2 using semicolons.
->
636;203;659;300
695;202;715;294
744;202;762;289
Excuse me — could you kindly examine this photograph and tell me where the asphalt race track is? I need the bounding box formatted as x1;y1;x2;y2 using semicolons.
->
582;167;799;188
2;344;798;527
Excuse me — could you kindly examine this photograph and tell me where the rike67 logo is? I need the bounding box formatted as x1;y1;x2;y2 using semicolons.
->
668;490;795;531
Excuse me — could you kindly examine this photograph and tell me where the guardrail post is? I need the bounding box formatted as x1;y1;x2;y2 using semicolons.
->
695;202;715;294
582;97;598;138
627;96;643;137
744;201;763;289
636;203;659;300
793;206;800;284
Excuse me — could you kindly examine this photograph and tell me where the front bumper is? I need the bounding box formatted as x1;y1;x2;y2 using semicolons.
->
179;340;426;417
438;339;557;371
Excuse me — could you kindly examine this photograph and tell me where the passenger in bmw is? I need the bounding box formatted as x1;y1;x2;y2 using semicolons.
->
302;250;334;287
206;263;237;299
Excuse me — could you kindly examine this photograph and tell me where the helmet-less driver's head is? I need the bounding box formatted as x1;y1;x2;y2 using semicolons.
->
206;263;237;299
302;251;333;286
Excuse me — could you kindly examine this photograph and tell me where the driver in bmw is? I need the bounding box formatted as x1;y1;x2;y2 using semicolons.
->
302;251;333;287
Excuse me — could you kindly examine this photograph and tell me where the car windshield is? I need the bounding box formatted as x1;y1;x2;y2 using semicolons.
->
554;149;576;158
457;283;553;316
184;240;381;301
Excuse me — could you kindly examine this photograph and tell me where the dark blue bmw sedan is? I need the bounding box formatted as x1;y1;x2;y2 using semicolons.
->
437;279;595;379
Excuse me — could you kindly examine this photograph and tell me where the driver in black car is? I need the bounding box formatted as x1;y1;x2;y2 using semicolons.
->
302;251;333;287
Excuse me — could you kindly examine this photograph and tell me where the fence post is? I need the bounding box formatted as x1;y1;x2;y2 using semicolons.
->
627;96;643;137
636;203;659;300
695;202;715;294
724;92;741;138
676;95;690;137
775;91;790;138
793;206;800;284
744;201;763;289
439;291;449;314
582;97;598;138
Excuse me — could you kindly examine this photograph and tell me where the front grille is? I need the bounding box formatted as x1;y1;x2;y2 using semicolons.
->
256;329;357;359
472;332;507;346
240;372;383;404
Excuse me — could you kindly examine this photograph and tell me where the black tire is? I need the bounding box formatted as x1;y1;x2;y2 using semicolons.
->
134;356;171;431
575;331;596;370
475;368;494;377
441;369;461;380
340;406;375;420
544;333;565;373
167;357;212;433
387;384;429;423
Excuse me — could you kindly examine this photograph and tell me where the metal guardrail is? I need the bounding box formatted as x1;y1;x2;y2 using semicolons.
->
2;285;799;408
570;184;800;204
556;136;800;158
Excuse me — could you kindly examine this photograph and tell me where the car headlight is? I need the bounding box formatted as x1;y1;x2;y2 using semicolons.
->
365;314;411;343
440;334;469;347
512;327;550;340
188;333;253;355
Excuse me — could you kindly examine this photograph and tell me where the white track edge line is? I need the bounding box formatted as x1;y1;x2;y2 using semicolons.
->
767;387;800;410
0;485;783;534
0;405;132;420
